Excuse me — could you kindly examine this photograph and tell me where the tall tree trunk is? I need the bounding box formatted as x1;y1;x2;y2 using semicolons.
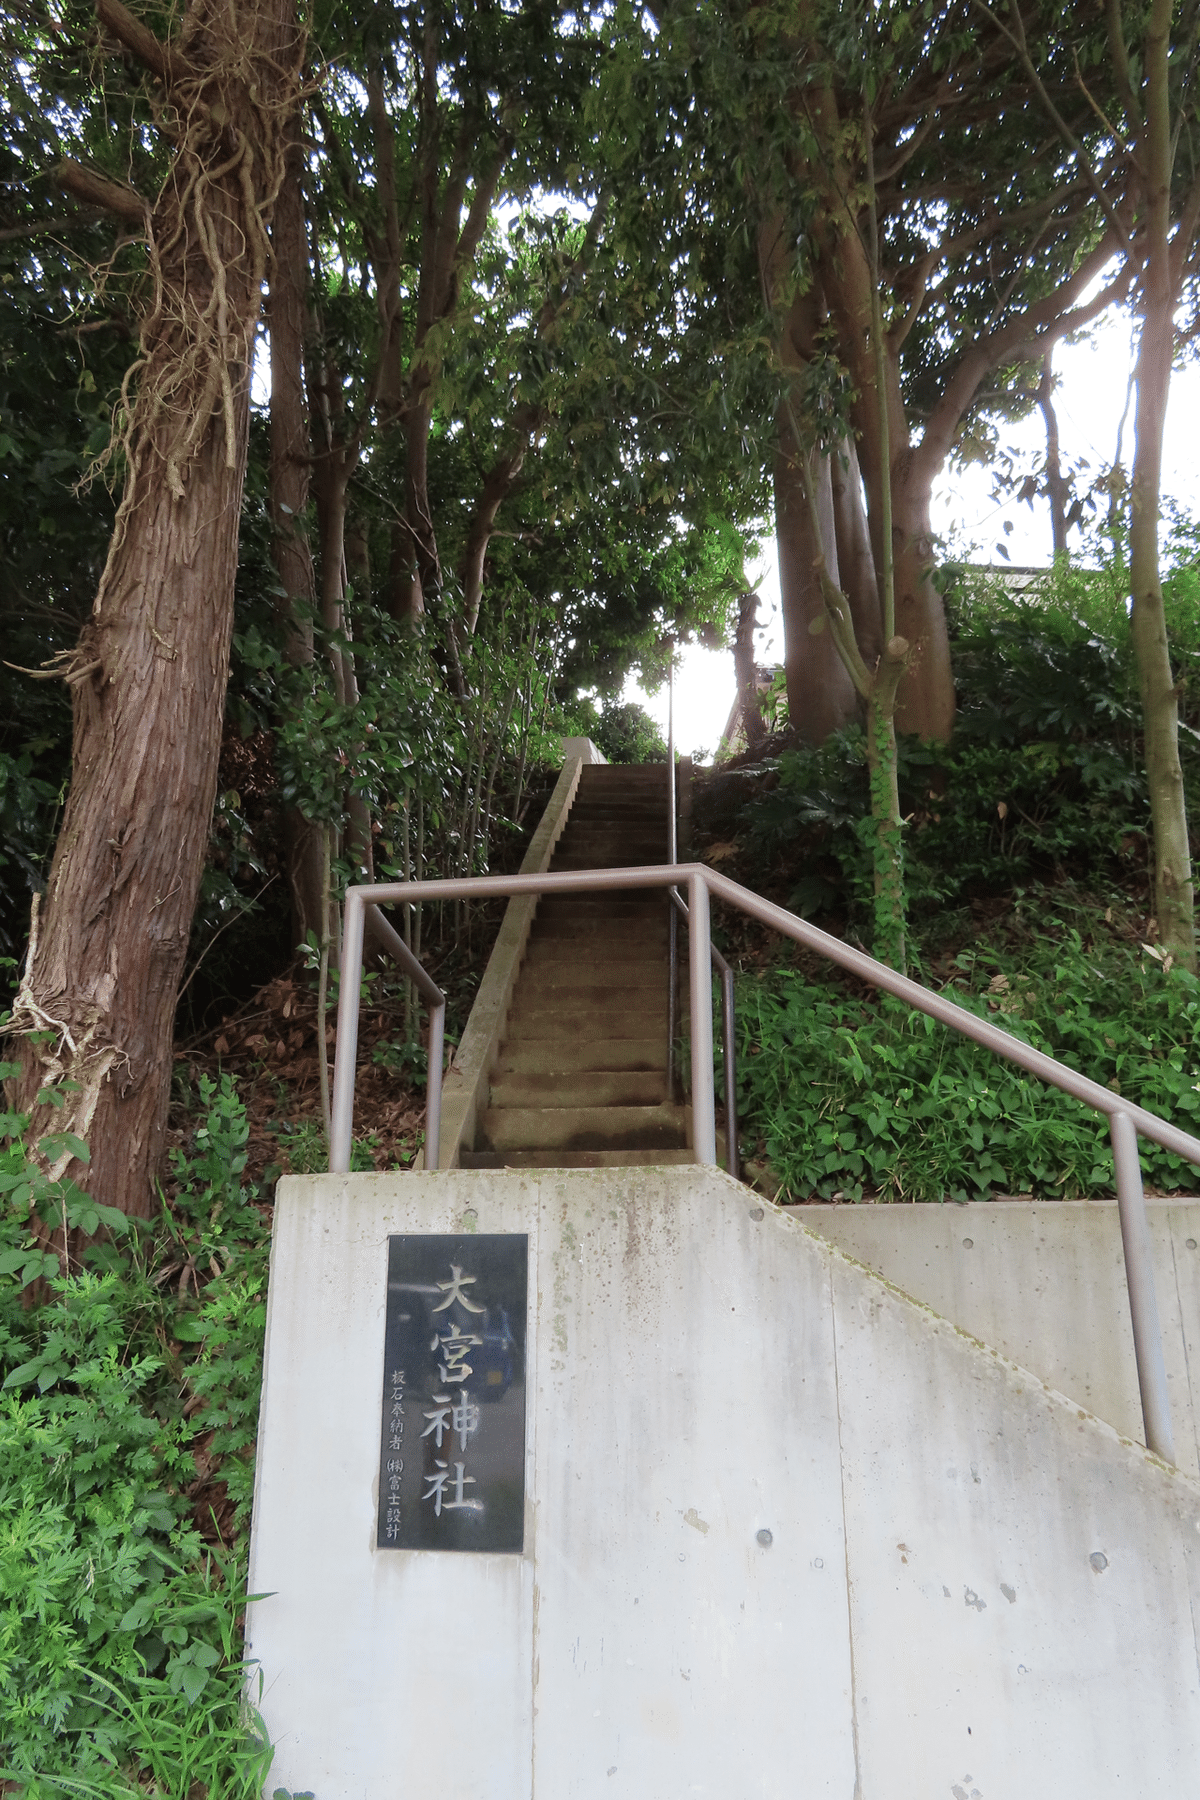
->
830;435;881;666
8;0;303;1219
1127;0;1196;970
309;431;375;885
888;459;954;742
268;125;325;948
775;405;859;742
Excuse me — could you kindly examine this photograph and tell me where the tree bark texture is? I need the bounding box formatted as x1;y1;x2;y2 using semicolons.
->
7;0;304;1220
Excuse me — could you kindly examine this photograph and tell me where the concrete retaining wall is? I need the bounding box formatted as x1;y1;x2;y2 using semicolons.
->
805;1197;1200;1480
248;1170;1200;1797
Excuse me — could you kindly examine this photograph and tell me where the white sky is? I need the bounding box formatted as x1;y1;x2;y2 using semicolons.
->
625;313;1200;759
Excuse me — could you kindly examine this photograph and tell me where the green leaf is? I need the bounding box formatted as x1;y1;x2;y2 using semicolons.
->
38;1130;90;1164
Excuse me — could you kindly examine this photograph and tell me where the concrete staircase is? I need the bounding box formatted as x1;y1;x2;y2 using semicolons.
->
461;763;691;1169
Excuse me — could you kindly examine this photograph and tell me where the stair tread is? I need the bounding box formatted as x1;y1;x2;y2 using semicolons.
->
459;1148;694;1169
478;1102;689;1152
495;1040;668;1074
490;1070;666;1108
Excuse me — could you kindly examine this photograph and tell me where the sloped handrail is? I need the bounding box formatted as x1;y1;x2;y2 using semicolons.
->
333;863;1200;1463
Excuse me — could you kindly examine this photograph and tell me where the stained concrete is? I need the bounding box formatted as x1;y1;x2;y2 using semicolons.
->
248;1170;1200;1798
805;1197;1200;1479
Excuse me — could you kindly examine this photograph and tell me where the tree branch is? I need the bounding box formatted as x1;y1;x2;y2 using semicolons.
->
913;228;1132;489
1106;0;1143;131
969;0;1134;259
93;0;186;85
53;158;147;224
0;209;106;241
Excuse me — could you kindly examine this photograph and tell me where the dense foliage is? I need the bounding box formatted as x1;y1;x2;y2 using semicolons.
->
740;552;1200;929
733;920;1200;1203
0;1070;275;1793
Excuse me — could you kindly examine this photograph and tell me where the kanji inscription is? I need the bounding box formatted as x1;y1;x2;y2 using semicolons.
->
377;1233;527;1552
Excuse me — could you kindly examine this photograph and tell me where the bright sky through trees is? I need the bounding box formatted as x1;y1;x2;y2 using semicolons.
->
628;313;1200;761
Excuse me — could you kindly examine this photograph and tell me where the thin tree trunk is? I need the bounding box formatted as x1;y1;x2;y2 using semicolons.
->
8;0;303;1220
733;585;766;751
1127;0;1196;970
268;126;325;948
1037;350;1069;557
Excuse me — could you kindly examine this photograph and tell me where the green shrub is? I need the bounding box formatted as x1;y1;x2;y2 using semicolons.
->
0;1068;275;1795
733;926;1200;1202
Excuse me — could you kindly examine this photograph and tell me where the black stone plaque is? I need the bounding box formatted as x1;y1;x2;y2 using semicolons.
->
377;1233;527;1552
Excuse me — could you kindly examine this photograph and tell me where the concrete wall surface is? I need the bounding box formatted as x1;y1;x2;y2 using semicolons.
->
248;1171;1200;1799
804;1198;1200;1481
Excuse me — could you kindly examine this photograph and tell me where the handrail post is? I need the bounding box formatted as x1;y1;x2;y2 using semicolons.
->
721;963;738;1182
425;999;446;1172
666;648;678;1103
689;871;717;1165
667;648;677;862
666;902;678;1104
330;889;366;1174
1110;1110;1175;1462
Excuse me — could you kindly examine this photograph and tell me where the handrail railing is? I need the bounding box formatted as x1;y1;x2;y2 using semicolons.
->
666;654;678;1103
670;886;738;1181
333;862;1200;1464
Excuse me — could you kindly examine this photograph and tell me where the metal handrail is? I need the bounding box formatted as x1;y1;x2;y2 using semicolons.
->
666;654;678;1102
332;862;1200;1464
670;886;738;1182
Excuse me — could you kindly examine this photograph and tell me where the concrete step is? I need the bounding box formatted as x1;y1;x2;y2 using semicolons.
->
506;1001;667;1039
532;914;672;943
536;898;667;921
550;853;667;871
577;766;667;780
494;1039;667;1075
458;1147;694;1169
517;962;666;993
504;1018;667;1046
477;1102;689;1152
564;808;667;823
489;1069;667;1109
520;946;667;977
551;840;666;860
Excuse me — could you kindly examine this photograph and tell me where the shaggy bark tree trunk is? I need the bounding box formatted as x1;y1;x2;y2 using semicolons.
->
8;0;303;1223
